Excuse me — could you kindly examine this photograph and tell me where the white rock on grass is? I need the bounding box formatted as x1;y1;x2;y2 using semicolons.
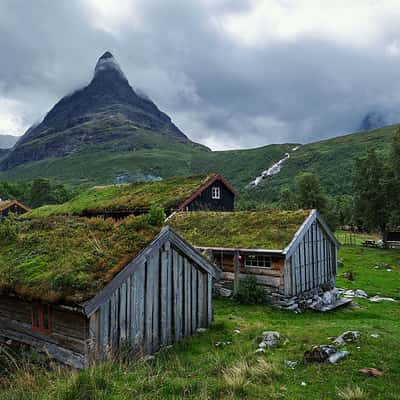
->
259;331;281;348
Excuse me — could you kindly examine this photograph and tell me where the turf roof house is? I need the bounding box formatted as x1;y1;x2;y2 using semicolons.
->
0;216;217;368
28;174;236;219
0;200;30;217
169;209;340;306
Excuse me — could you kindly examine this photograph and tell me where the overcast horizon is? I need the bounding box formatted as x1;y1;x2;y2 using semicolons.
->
2;1;400;150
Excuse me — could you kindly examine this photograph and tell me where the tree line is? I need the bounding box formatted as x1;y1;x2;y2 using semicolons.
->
0;178;74;209
278;128;400;233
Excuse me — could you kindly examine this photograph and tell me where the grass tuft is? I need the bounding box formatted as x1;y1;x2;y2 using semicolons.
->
338;385;365;400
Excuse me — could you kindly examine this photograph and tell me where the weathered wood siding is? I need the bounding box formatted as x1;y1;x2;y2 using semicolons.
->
89;241;212;358
186;180;234;211
285;220;337;297
212;251;285;291
0;295;87;368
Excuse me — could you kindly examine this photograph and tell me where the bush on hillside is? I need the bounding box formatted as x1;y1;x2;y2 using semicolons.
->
234;276;265;304
147;206;166;225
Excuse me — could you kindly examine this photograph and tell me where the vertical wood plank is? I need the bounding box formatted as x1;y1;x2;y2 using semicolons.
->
120;282;127;343
191;265;197;332
167;243;173;344
207;273;212;325
145;258;153;354
184;257;191;336
152;249;160;351
160;247;169;346
173;250;183;340
197;269;203;328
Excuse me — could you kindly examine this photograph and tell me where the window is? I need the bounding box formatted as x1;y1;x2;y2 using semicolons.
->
244;254;272;269
211;186;221;199
31;302;51;334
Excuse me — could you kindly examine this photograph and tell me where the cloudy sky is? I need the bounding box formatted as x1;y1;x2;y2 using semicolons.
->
2;0;400;150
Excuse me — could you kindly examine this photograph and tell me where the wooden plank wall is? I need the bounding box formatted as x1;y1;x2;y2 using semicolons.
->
286;221;337;297
91;241;211;358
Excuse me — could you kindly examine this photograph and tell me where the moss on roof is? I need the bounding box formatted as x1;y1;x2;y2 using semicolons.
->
0;215;161;305
168;210;311;250
27;175;215;218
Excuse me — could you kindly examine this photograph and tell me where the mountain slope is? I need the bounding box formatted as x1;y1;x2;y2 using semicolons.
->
0;52;207;170
0;134;18;149
0;123;394;203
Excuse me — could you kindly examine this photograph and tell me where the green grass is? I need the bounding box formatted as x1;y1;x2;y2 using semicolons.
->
27;175;213;218
1;242;399;399
2;123;397;208
0;215;160;304
169;210;311;250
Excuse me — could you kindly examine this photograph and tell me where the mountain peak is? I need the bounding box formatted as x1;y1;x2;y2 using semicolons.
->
94;51;127;81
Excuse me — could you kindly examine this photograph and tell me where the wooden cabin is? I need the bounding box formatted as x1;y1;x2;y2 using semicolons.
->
169;209;339;305
0;199;30;217
27;174;236;219
0;217;217;368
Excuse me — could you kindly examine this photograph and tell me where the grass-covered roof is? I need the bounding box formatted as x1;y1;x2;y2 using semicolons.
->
27;175;215;218
0;200;13;211
0;215;161;305
168;210;311;250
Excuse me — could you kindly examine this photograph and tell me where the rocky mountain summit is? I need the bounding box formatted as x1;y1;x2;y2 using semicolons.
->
0;52;207;170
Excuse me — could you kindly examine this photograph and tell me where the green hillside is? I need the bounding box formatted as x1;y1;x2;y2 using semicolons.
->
0;124;395;206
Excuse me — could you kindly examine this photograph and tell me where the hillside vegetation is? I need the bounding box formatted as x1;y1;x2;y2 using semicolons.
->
0;124;396;207
1;241;399;399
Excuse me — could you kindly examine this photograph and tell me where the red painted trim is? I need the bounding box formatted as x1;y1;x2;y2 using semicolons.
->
178;174;237;210
31;303;51;335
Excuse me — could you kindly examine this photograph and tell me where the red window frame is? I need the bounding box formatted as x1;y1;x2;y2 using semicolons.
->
31;302;52;334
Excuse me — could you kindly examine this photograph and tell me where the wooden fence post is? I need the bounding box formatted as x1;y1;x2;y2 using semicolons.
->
233;250;240;296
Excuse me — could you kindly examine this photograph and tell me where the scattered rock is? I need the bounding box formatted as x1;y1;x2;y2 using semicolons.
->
233;329;241;334
328;351;349;364
255;348;265;354
304;345;350;364
217;287;233;298
285;360;298;369
301;381;307;386
143;355;155;362
369;295;397;303
259;331;280;348
333;331;361;345
304;345;337;363
344;271;354;281
370;333;380;338
359;367;384;377
343;289;368;298
196;328;207;333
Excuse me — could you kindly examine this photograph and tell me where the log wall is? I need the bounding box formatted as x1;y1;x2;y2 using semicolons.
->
89;241;212;359
0;295;87;368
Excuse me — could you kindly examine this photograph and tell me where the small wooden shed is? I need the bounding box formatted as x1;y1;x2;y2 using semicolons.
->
0;216;217;368
0;199;30;217
169;209;339;305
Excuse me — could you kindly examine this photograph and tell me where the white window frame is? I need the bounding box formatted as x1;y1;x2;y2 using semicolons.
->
211;186;221;200
244;254;272;269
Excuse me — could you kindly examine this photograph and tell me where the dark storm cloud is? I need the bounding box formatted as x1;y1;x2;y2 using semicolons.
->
1;0;400;149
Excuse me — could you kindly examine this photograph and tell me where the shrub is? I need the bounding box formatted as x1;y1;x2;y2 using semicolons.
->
147;206;166;225
0;214;19;244
234;276;265;304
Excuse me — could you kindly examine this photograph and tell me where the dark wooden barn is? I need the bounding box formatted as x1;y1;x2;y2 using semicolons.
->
0;200;30;217
169;209;340;307
0;218;218;368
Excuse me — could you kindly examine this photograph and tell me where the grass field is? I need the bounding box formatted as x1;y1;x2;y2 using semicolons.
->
0;243;399;400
